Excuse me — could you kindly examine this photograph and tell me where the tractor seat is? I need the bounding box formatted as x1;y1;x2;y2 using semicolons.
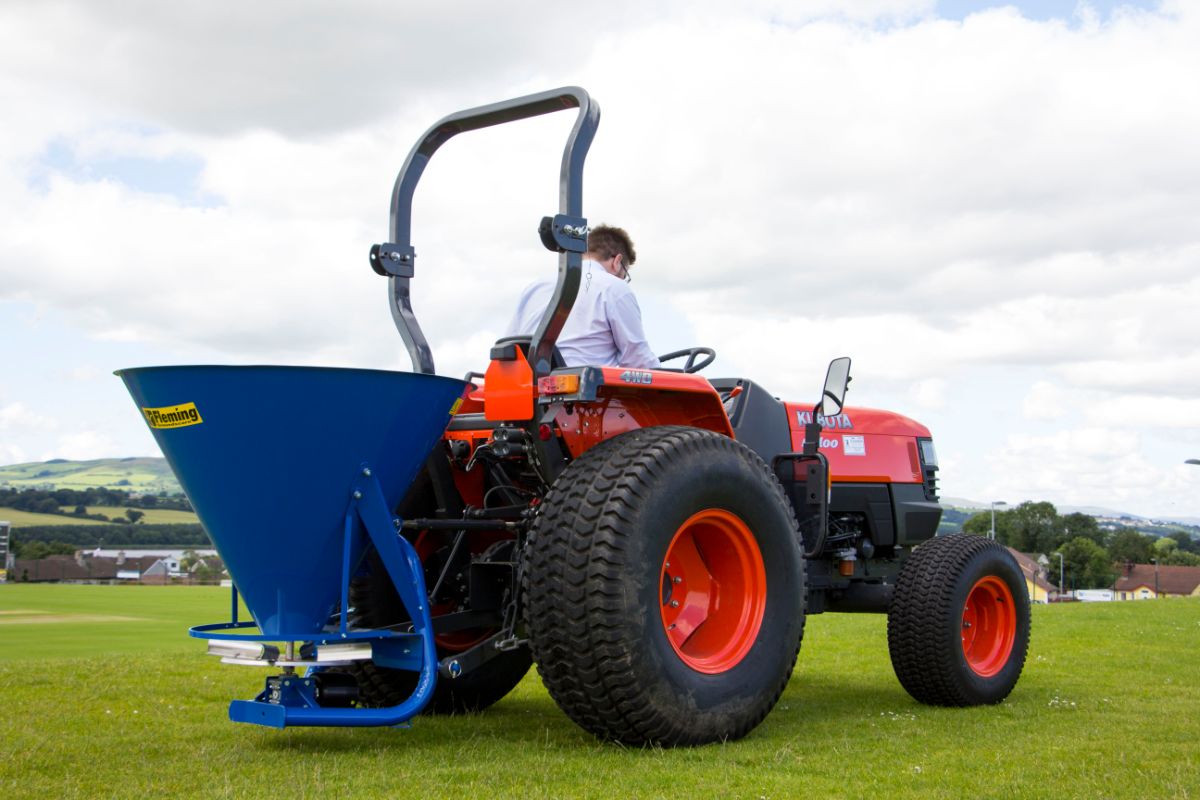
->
490;335;567;370
708;378;792;465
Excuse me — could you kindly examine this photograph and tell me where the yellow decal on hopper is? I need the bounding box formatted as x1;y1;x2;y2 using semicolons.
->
143;402;203;429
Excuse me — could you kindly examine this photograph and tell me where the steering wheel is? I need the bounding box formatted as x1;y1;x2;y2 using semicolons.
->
657;347;716;373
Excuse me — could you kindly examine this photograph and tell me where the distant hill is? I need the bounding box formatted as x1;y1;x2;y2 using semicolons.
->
941;496;1200;527
0;458;181;495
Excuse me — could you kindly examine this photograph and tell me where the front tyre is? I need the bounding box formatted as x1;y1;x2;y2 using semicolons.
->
522;426;805;746
887;534;1031;706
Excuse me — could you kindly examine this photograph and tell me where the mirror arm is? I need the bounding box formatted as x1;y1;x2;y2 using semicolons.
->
803;417;823;457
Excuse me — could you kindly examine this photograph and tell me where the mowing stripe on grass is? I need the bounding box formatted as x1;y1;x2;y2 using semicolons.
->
0;613;147;625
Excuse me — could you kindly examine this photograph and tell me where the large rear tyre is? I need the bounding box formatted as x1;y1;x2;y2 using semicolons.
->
522;426;805;746
887;534;1030;706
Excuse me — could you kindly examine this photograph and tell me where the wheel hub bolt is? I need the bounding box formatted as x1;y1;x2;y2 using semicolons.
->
670;600;680;608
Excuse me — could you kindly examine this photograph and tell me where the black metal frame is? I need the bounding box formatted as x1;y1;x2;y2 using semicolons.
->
371;86;600;379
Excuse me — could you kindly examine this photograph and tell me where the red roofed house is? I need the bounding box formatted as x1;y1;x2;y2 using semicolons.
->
1114;563;1200;600
1007;548;1059;603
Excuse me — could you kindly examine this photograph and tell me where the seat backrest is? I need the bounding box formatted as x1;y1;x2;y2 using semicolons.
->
709;378;792;464
493;336;567;370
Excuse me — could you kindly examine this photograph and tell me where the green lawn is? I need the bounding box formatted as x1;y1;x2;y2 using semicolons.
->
0;506;198;528
65;506;199;524
1;586;1197;799
0;507;111;527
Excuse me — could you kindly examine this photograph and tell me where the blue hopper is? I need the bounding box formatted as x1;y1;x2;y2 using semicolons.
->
118;365;466;728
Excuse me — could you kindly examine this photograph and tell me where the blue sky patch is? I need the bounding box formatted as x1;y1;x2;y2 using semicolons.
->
937;0;1162;22
30;138;221;208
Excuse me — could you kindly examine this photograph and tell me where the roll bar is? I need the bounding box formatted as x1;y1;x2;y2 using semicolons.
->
370;86;600;378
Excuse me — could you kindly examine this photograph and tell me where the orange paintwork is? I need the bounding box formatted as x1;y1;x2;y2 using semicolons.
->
962;575;1017;677
484;348;534;421
552;377;732;458
660;509;766;674
784;403;930;485
449;365;733;460
594;366;720;395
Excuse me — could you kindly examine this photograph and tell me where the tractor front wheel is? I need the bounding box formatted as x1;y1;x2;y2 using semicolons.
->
887;534;1031;706
522;426;805;746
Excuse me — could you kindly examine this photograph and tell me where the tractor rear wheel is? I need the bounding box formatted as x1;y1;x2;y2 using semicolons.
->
345;550;532;714
887;534;1030;706
522;426;805;746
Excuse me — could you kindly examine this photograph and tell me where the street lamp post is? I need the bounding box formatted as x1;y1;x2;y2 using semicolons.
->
1056;552;1065;600
990;500;1008;540
1152;558;1160;598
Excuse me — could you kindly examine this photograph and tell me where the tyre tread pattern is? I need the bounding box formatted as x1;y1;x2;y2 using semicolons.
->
522;425;804;745
887;534;1031;706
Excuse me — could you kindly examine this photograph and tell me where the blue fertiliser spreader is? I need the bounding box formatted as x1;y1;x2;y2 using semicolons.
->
117;365;467;728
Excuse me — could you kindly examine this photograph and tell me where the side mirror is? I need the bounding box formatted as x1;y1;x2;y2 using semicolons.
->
818;357;851;417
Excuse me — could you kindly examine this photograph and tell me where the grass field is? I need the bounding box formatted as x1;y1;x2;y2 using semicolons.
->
1;586;1197;799
0;506;199;527
67;506;199;524
0;508;110;527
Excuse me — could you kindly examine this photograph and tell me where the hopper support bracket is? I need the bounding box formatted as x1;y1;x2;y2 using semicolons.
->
226;464;439;728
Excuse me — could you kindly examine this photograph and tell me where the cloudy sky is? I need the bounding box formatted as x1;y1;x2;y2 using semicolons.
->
2;0;1198;520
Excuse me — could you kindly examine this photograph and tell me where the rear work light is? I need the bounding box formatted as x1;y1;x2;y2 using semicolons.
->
538;374;580;395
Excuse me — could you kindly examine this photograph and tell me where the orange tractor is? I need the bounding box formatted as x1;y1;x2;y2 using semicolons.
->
125;86;1030;745
353;87;1031;744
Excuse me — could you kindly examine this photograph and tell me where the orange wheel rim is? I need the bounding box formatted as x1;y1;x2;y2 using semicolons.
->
961;575;1016;677
659;509;767;674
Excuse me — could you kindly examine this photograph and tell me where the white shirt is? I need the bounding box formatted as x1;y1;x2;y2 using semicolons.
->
504;259;661;369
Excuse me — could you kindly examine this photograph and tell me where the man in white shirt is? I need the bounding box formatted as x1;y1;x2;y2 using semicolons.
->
504;225;661;369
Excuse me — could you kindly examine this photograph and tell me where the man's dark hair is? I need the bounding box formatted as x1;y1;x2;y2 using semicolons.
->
586;224;637;266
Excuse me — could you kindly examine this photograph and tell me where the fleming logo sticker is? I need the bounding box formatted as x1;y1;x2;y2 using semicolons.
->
142;402;203;429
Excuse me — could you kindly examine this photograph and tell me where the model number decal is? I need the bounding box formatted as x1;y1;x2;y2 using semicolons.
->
620;370;653;385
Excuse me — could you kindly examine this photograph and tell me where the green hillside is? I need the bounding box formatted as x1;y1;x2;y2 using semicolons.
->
0;508;111;527
0;458;181;494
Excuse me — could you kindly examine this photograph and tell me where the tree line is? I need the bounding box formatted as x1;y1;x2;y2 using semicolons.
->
0;487;192;522
9;523;211;559
962;501;1200;589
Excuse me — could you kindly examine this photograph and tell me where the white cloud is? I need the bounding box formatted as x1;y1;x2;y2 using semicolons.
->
987;427;1166;505
1083;395;1200;429
0;402;57;431
0;443;28;464
1022;381;1070;421
2;1;1199;515
910;378;947;411
43;430;120;462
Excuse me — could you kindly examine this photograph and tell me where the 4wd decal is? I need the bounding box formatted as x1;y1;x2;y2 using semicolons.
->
796;410;853;429
142;402;203;429
620;370;653;385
